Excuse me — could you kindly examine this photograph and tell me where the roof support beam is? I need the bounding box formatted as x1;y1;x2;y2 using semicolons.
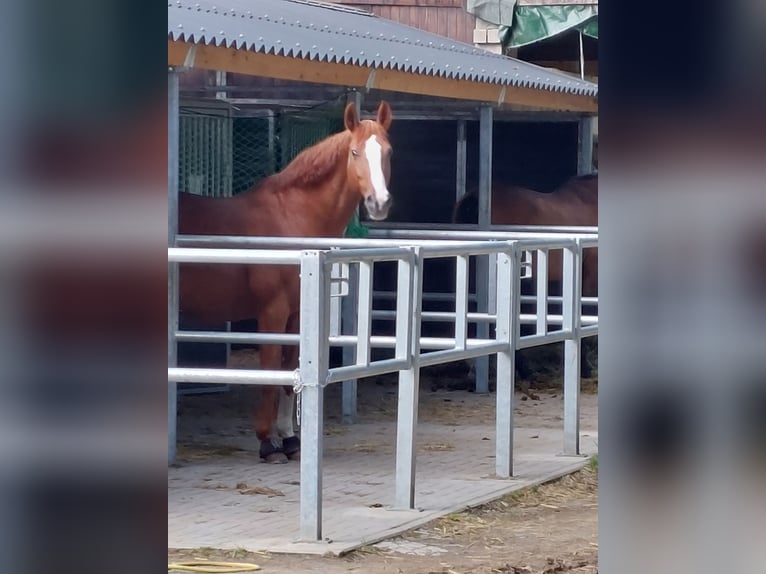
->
578;116;595;175
474;105;494;395
168;41;597;113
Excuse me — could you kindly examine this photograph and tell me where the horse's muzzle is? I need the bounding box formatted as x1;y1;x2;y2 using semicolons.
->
365;194;392;221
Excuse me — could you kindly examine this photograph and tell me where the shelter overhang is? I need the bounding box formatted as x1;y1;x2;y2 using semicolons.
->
168;0;597;113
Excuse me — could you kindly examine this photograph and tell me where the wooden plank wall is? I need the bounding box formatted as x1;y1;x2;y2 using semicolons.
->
336;0;476;44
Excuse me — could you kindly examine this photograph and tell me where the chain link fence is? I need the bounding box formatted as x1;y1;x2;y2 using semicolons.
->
179;104;346;198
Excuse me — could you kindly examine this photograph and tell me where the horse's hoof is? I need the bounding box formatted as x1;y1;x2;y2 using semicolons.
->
259;441;287;464
263;452;289;464
283;436;301;461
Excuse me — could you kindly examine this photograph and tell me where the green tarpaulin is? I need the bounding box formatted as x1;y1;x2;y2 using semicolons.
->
502;6;597;48
467;1;598;48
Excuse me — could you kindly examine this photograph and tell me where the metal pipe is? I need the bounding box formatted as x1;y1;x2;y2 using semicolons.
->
176;331;300;345
419;343;508;368
371;310;496;323
356;261;373;366
578;116;594;175
178;233;598;248
168;367;295;386
536;249;549;335
455;255;469;350
168;70;180;466
456;119;467;201
395;257;415;362
516;331;571;350
369;310;597;326
341;264;358;423
324;246;414;264
495;249;518;478
476;107;492;397
395;247;423;510
563;245;583;455
371;290;599;306
298;251;330;542
327;358;411;384
367;223;598;235
580;324;599;338
168;247;303;264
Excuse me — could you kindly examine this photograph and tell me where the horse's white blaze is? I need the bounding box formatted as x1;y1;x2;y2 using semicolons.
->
364;135;389;205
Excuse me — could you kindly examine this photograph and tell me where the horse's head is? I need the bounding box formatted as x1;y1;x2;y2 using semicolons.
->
344;101;393;221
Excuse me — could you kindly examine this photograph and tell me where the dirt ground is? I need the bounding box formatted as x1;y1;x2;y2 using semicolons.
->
169;461;597;574
170;347;598;573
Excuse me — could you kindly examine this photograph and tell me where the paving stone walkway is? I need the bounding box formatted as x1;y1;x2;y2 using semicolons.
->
170;387;597;555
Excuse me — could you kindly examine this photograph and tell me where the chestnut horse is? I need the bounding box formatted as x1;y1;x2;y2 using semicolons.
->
178;101;394;463
452;173;598;379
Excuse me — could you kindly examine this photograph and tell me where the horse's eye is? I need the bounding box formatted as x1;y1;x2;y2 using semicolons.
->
351;149;359;157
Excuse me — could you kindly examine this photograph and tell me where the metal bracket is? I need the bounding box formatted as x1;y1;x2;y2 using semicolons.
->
520;250;533;279
330;261;350;297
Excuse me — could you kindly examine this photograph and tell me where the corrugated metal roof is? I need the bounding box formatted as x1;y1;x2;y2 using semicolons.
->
168;0;598;97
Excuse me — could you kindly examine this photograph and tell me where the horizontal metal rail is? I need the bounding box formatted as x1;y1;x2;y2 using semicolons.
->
179;232;599;252
168;247;302;265
168;234;599;544
419;342;508;368
323;246;414;265
580;324;599;338
367;222;598;235
370;310;497;323
523;314;598;326
372;290;599;306
168;367;295;386
176;331;299;345
327;358;411;384
177;235;515;251
418;241;515;259
369;310;598;326
331;335;501;351
516;331;572;349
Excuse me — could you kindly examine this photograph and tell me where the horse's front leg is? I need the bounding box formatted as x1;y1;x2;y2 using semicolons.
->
278;312;301;461
255;303;290;464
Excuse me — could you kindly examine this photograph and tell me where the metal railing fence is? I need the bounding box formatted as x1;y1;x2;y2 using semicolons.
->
168;235;597;542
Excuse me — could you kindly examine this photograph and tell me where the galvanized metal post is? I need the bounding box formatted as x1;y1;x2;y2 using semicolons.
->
536;250;549;335
341;89;364;424
395;248;423;509
495;246;519;478
475;106;494;394
562;242;583;455
341;265;358;424
455;119;467;201
478;106;493;228
168;69;180;466
577;117;594;175
299;251;330;541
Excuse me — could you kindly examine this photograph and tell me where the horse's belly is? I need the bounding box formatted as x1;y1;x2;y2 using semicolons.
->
178;264;254;324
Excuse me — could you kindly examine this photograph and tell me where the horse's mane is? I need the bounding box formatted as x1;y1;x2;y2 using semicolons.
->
255;130;352;193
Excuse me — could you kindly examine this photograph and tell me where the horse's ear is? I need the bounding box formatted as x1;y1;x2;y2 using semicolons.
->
376;101;392;131
344;103;359;131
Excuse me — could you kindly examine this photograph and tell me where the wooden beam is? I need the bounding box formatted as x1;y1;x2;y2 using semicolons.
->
168;40;597;113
